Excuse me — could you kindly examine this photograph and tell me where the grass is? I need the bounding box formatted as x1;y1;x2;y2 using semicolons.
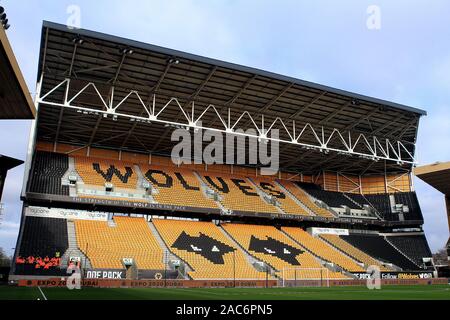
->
0;284;449;300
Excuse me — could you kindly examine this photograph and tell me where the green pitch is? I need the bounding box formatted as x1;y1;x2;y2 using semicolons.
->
0;285;449;300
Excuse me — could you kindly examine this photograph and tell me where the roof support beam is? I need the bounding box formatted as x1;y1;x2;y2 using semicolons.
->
53;43;79;151
318;101;352;125
288;91;327;120
237;82;294;130
38;79;419;166
150;66;217;152
344;108;379;131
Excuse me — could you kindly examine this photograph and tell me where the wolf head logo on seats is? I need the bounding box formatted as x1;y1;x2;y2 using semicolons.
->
172;231;235;264
249;236;304;265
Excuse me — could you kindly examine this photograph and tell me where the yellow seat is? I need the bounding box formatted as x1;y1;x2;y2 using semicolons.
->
222;223;348;280
153;219;266;280
278;180;334;217
282;227;365;272
75;216;164;270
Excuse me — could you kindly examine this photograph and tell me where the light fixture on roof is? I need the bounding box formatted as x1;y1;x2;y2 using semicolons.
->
121;48;133;55
168;57;180;65
0;6;10;30
351;99;360;106
72;36;84;45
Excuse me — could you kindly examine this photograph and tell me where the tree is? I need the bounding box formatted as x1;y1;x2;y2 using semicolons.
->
0;247;11;267
432;248;448;266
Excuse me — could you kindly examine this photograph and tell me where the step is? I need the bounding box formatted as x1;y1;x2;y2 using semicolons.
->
60;220;92;269
192;170;229;213
133;165;157;203
246;177;285;215
274;181;316;216
279;228;357;279
219;224;277;274
147;220;192;277
292;184;339;217
383;236;421;269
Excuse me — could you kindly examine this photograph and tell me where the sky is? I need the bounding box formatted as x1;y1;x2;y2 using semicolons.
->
0;0;449;255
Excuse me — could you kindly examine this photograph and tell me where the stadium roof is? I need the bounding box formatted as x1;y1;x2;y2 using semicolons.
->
415;162;450;196
0;154;23;171
35;21;426;175
0;25;35;119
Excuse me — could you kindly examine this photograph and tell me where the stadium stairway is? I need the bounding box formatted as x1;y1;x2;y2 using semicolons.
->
280;228;358;278
274;181;315;216
217;224;265;267
383;235;422;269
134;165;157;203
319;234;394;272
147;220;192;278
278;180;336;218
342;193;364;209
219;224;280;278
62;157;82;197
246;178;286;215
192;171;228;212
61;220;92;269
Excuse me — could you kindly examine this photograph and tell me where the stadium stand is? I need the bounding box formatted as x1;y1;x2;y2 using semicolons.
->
74;216;164;270
28;151;69;195
282;227;365;272
15;217;68;275
341;234;420;270
152;219;264;279
296;182;360;209
251;176;310;216
74;156;138;189
200;174;279;213
386;234;432;267
142;165;218;209
278;180;334;217
319;234;392;271
222;223;347;279
12;23;435;286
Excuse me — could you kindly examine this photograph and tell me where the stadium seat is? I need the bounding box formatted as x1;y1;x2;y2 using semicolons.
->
320;234;392;272
200;173;279;214
278;180;334;217
282;227;365;272
141;165;219;209
153;219;265;279
74;216;164;270
341;234;420;270
385;234;432;267
296;182;361;209
28;151;69;195
74;156;138;189
222;223;347;280
15;216;68;275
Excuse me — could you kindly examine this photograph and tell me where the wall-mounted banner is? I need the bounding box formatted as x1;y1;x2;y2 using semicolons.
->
352;271;433;280
26;206;108;221
85;270;125;279
310;227;349;236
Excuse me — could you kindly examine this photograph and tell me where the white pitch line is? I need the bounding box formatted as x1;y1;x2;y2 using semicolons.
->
37;286;48;300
